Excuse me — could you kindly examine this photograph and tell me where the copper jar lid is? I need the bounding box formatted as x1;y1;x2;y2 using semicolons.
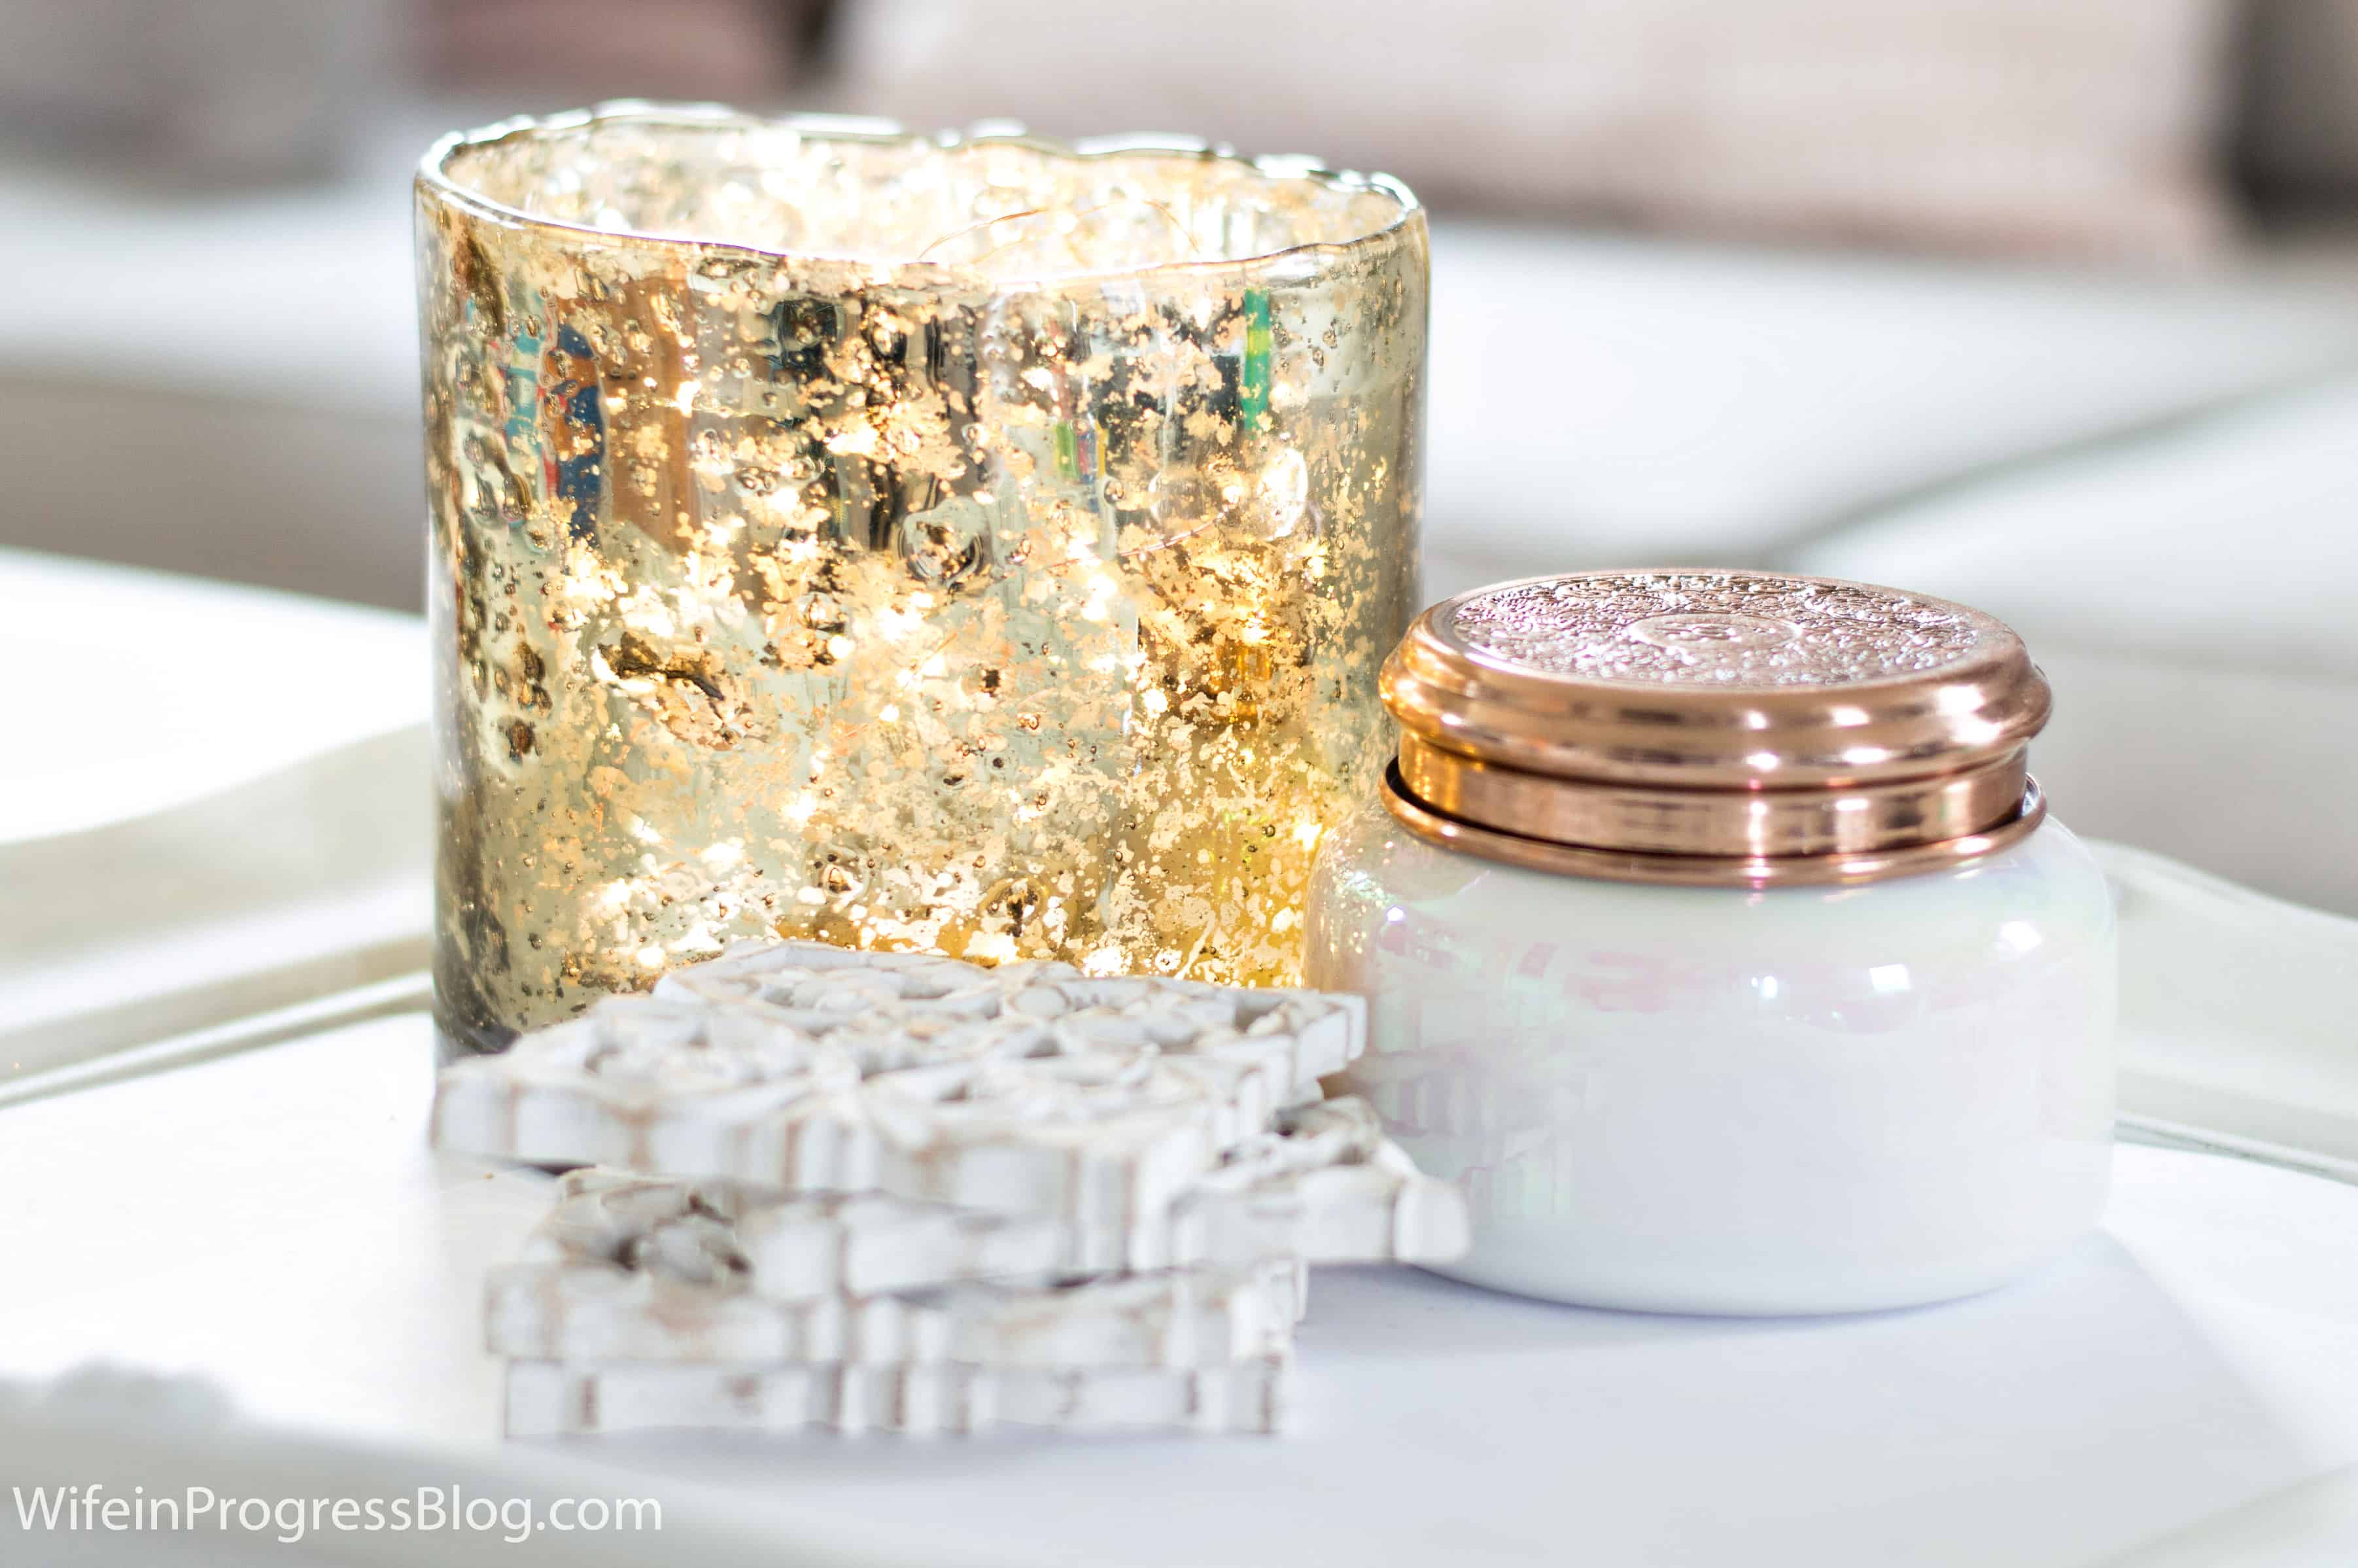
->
1379;570;2053;886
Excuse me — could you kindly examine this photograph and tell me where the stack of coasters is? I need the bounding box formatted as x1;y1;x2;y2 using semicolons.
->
436;941;1468;1436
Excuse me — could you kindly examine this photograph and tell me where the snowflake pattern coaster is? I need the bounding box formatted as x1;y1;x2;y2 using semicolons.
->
489;1255;1302;1368
520;1097;1465;1293
434;941;1364;1226
442;939;1465;1437
504;1357;1291;1438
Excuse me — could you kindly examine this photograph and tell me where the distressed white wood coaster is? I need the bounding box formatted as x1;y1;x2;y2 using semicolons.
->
443;942;1465;1438
487;1259;1302;1368
527;1096;1467;1291
504;1357;1288;1438
433;941;1366;1229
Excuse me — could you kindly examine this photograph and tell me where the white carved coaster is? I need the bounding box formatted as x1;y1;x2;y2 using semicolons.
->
526;1096;1467;1294
487;1259;1300;1368
655;943;1360;1095
504;1357;1287;1438
433;941;1366;1229
442;942;1468;1440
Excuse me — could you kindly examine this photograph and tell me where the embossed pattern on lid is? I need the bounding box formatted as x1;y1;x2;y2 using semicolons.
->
1378;570;2054;884
1445;572;1991;689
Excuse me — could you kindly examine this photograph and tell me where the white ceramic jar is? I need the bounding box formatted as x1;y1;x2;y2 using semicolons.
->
1306;571;2118;1315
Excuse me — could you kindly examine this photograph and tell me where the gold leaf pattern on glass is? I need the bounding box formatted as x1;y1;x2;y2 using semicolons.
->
418;109;1427;1051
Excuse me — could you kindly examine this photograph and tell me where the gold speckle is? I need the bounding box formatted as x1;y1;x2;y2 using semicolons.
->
423;113;1425;1047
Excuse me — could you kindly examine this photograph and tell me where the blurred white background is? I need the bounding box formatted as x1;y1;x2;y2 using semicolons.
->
0;0;2354;911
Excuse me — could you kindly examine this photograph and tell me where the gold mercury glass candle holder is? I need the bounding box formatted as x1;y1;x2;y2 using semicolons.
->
416;104;1428;1054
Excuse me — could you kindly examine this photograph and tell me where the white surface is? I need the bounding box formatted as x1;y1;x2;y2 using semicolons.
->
2100;1465;2358;1568
0;133;432;608
2012;647;2358;918
0;548;424;843
1793;375;2358;915
1423;220;2358;574
1794;371;2358;682
0;549;430;1080
0;727;430;1084
0;157;418;418
1;1013;2355;1567
0;377;428;611
2100;841;2358;1168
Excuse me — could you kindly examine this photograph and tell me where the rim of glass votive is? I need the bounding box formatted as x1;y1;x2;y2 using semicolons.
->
416;99;1423;287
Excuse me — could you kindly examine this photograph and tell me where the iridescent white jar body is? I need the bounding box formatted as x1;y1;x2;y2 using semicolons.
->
1307;801;2117;1315
1305;569;2121;1316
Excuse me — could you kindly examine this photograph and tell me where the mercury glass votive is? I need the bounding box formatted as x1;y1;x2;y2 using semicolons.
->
417;105;1427;1053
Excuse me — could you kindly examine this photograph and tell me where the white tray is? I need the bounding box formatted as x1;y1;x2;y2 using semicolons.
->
0;1011;2353;1568
0;549;428;1088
